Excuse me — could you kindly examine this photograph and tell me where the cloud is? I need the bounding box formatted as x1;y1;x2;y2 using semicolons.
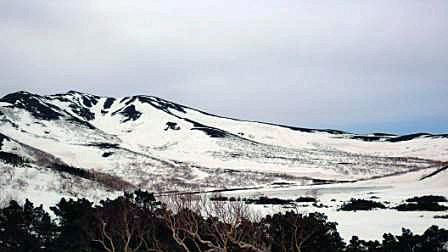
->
1;0;447;133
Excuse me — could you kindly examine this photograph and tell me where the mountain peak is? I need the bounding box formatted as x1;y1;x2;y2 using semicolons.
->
1;90;38;102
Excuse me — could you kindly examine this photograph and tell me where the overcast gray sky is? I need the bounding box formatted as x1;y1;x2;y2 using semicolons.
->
1;0;447;134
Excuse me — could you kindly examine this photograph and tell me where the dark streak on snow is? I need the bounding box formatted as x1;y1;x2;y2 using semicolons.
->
419;165;448;181
351;136;383;142
103;97;115;110
120;97;130;103
85;143;120;149
387;133;448;142
120;105;142;122
111;104;142;122
69;104;95;121
191;127;228;138
138;96;186;113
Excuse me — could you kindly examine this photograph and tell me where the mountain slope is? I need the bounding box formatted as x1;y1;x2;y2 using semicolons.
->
1;91;447;202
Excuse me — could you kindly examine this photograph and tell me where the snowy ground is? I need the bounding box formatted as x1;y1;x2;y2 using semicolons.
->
0;162;121;214
211;166;448;241
1;91;448;241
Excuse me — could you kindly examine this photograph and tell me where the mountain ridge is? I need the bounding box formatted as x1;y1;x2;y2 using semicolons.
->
1;90;448;206
2;90;446;139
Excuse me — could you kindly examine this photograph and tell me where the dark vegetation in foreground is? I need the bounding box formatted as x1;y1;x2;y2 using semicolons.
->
339;199;387;211
396;195;448;212
210;196;317;205
338;195;448;212
405;195;447;203
1;191;448;252
212;195;448;213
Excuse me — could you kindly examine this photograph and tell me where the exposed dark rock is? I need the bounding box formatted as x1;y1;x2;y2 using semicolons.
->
87;143;120;149
103;97;115;110
111;104;142;122
191;127;228;138
0;92;62;120
52;96;72;103
82;96;93;107
80;94;99;107
102;152;113;157
67;90;80;95
138;96;186;113
120;105;142;122
124;96;137;105
165;122;180;131
69;104;95;121
120;97;130;103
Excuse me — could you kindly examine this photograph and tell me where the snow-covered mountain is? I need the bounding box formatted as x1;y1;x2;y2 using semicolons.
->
1;91;447;205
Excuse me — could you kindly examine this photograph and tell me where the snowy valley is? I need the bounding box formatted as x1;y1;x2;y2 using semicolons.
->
1;90;447;241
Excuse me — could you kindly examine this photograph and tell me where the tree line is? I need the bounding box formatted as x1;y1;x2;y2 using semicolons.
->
1;190;447;252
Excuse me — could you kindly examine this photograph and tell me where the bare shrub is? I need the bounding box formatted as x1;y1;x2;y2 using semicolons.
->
92;194;163;252
13;178;29;190
305;189;320;200
0;165;15;185
161;192;270;251
0;191;19;208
